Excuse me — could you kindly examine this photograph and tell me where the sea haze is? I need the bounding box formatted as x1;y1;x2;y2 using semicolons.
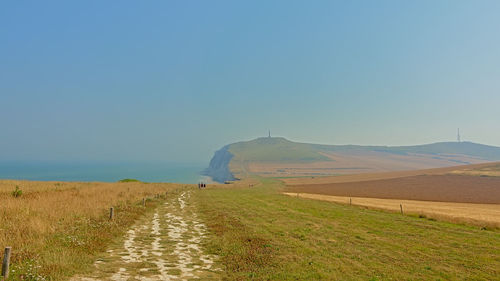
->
0;162;208;183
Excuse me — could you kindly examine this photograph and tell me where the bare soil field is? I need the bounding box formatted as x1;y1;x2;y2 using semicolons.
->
286;174;500;204
283;193;500;228
282;162;500;185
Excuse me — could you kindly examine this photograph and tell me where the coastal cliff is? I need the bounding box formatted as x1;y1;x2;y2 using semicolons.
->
205;137;500;181
203;145;237;183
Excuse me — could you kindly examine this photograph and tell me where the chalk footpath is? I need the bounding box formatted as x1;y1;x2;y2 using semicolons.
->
72;191;220;280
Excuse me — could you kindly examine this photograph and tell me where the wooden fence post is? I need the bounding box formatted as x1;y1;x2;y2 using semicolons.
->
400;204;403;215
2;246;11;280
142;198;146;207
110;207;114;220
349;198;352;206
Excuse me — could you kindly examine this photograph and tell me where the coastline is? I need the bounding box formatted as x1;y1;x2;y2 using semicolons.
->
0;162;207;184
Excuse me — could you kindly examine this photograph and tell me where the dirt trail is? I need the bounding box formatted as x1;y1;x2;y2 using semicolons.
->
72;191;219;280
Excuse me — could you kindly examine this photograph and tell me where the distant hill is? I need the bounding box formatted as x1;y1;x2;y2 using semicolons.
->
369;142;500;160
229;137;329;162
204;137;500;182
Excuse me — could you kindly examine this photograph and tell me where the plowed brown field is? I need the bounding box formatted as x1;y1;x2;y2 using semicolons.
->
286;174;500;204
282;162;498;185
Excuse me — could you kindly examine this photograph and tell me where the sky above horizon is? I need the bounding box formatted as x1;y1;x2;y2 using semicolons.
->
1;1;500;164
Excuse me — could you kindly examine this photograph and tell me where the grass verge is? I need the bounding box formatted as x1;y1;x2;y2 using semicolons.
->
193;178;500;280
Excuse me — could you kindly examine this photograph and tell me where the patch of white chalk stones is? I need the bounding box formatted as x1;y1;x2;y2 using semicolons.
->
75;191;218;281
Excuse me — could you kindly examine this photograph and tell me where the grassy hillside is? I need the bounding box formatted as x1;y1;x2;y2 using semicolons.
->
204;137;500;181
193;178;500;280
227;137;500;162
379;141;500;160
228;137;329;162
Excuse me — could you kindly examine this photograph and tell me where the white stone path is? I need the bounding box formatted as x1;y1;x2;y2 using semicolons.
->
72;191;219;281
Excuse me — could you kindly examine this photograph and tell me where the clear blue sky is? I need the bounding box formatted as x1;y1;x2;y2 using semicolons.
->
1;0;499;163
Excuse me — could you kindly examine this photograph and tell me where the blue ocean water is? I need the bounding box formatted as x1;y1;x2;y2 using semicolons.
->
0;162;208;183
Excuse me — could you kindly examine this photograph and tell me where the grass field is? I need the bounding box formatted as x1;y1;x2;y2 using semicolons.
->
0;179;185;280
229;137;329;163
284;193;500;228
193;178;500;280
2;176;500;280
245;152;488;178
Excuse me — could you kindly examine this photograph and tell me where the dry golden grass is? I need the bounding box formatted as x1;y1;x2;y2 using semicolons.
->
284;192;500;228
449;162;500;177
0;179;186;280
451;170;500;176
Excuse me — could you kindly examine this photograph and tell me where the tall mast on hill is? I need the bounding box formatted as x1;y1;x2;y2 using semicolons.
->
457;128;461;143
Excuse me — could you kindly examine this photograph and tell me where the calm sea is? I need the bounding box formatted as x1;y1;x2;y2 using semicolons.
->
0;162;209;183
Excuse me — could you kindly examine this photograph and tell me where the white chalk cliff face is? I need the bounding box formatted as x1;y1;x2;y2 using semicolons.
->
203;145;236;183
